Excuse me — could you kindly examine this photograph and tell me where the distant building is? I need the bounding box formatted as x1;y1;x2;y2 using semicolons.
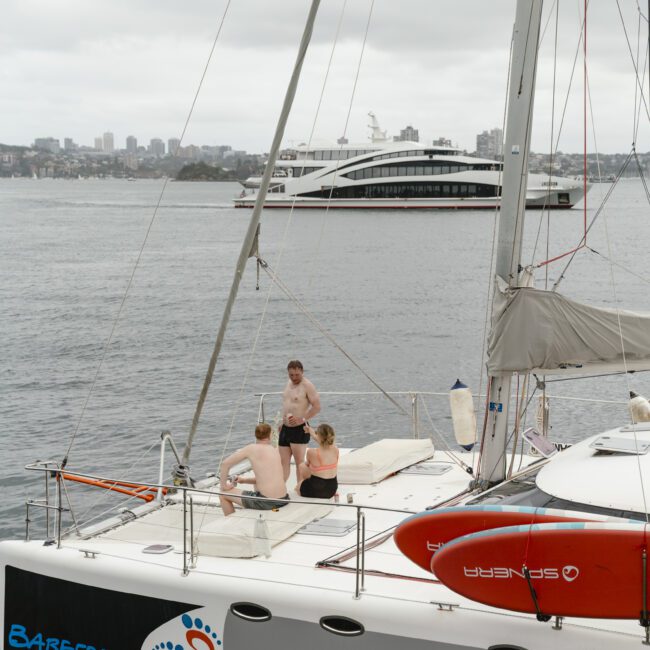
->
103;131;115;153
337;136;349;145
125;154;138;171
126;136;138;154
476;128;503;160
168;138;181;156
94;137;103;151
149;138;165;156
394;125;419;142
63;138;78;152
33;137;60;154
432;137;453;148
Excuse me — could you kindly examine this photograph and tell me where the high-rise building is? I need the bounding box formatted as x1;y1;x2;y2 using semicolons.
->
63;138;78;152
394;125;419;142
94;137;103;151
476;128;503;160
126;136;138;154
432;137;453;148
103;132;115;153
167;138;181;156
33;138;60;154
149;138;165;156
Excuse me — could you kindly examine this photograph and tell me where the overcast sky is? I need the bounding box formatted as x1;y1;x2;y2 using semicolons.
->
2;1;649;154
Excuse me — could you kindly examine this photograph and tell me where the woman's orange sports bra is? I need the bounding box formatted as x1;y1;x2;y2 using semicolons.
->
309;448;339;473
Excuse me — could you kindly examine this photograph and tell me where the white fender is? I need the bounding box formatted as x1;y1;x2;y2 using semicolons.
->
629;391;650;423
449;379;476;450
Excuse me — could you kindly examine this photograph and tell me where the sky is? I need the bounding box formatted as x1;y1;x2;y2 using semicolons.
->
1;0;649;154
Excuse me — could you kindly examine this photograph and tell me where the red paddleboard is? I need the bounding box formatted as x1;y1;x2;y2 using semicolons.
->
431;522;650;619
394;505;618;573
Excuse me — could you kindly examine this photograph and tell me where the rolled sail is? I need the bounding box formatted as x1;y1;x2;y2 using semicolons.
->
487;279;650;376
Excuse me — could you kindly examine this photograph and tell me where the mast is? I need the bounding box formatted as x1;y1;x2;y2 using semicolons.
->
182;0;321;465
477;0;544;486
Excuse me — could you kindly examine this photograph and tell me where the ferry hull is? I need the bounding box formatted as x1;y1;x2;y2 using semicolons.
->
233;190;582;210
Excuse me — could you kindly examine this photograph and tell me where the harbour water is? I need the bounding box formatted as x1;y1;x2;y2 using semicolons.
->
2;177;650;540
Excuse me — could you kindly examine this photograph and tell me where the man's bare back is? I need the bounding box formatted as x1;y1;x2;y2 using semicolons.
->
218;423;288;516
228;443;286;498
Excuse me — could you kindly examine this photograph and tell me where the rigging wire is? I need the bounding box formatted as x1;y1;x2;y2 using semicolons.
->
60;0;233;467
258;259;408;416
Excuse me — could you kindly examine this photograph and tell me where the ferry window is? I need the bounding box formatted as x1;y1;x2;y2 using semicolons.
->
469;185;476;193
441;166;450;174
389;167;398;177
314;151;322;160
416;166;424;175
407;166;415;175
381;168;390;177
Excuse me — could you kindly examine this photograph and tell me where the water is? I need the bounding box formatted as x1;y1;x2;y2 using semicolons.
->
2;177;650;540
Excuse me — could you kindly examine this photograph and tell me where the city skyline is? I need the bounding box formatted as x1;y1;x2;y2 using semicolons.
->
2;2;650;155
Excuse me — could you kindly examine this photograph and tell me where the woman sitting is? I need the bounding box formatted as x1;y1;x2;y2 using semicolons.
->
296;423;339;499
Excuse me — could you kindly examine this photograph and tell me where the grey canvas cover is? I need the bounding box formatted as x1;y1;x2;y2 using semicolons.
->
487;279;650;376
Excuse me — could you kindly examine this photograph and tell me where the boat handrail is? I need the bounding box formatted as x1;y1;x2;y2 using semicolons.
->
24;459;448;595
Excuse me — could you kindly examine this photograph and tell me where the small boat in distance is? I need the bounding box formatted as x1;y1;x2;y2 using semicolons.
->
235;114;585;210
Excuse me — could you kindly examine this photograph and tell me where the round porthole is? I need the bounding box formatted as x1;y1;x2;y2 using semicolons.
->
229;602;272;622
319;616;364;636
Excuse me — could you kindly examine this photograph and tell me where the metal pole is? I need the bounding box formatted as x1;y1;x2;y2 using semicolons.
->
190;495;196;568
479;0;544;486
182;489;189;576
157;435;166;502
183;0;322;465
24;502;31;542
411;393;419;438
360;511;366;592
44;470;50;539
354;506;361;599
56;474;62;549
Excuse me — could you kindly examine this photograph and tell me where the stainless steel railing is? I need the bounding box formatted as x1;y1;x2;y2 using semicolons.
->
23;459;432;597
255;390;449;439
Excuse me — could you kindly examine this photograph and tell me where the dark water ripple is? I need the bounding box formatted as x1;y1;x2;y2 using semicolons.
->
2;177;650;540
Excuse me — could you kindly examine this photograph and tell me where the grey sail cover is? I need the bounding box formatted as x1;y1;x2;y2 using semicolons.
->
487;279;650;376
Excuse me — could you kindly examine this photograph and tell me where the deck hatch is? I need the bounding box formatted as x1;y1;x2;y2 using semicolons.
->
296;518;356;536
400;462;452;476
590;436;650;455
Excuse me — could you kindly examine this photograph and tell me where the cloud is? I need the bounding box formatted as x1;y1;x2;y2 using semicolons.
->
1;1;649;153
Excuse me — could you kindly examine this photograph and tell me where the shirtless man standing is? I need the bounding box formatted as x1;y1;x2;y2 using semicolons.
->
219;423;289;516
279;360;321;484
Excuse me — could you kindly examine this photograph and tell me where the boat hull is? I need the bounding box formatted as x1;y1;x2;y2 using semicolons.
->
0;540;645;649
233;191;581;210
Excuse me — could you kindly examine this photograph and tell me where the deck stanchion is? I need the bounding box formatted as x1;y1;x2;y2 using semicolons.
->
56;469;62;549
24;502;31;542
354;506;362;599
360;511;366;592
190;495;196;568
182;488;189;576
411;393;419;438
44;470;50;539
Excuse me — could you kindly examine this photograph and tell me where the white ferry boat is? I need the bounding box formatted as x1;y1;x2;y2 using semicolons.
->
235;116;584;210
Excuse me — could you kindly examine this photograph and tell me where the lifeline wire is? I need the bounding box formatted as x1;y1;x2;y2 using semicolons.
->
61;0;233;466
